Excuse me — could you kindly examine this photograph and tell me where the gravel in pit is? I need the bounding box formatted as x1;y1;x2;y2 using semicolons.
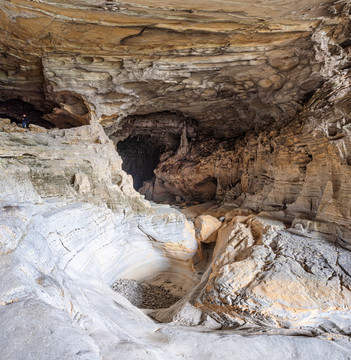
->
112;279;181;309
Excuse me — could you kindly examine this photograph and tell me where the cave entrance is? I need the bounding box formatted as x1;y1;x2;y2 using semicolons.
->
0;99;54;128
111;111;221;204
117;135;162;191
111;112;223;204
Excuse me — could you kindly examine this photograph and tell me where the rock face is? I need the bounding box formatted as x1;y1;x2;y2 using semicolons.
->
1;0;351;359
152;71;351;243
0;119;143;211
197;213;351;331
0;123;198;262
0;124;201;359
1;127;351;359
0;0;348;131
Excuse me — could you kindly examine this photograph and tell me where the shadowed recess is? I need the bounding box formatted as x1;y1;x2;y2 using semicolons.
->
117;135;162;191
0;99;54;128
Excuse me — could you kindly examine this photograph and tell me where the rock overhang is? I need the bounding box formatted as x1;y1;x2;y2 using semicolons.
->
1;0;349;133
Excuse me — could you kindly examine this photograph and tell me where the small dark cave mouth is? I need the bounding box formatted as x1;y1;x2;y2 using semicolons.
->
0;99;55;128
117;135;163;191
116;132;219;204
0;93;91;129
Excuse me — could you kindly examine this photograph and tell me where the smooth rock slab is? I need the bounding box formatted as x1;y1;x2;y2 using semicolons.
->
194;214;222;243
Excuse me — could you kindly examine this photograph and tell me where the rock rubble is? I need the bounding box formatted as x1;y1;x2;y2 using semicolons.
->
112;279;181;309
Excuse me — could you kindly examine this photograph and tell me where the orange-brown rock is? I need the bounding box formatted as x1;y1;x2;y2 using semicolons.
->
194;215;222;243
151;69;351;241
0;0;349;132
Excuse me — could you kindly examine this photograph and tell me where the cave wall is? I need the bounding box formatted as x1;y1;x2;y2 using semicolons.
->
1;0;350;226
0;0;349;132
149;71;351;239
2;1;351;358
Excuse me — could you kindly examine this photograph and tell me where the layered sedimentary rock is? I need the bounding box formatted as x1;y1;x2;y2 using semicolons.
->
0;124;201;359
0;0;349;131
1;0;351;359
152;210;351;336
0;122;198;263
0;120;137;209
199;213;351;330
152;71;351;241
1;124;351;360
147;58;351;332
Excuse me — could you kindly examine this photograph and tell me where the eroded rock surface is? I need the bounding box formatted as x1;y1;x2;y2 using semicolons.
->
0;0;349;131
0;121;143;211
0;122;351;359
151;69;351;246
1;0;351;359
198;213;351;331
0;124;202;359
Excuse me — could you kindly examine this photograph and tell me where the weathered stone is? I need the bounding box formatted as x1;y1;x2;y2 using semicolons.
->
196;213;351;331
0;123;148;212
258;78;272;89
28;124;48;133
1;0;344;135
150;71;351;244
270;57;300;71
73;173;91;195
194;215;222;243
1;1;351;359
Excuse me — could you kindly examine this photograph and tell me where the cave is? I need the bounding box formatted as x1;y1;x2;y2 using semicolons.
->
1;1;351;359
0;95;91;130
0;99;54;128
117;130;219;203
117;135;162;191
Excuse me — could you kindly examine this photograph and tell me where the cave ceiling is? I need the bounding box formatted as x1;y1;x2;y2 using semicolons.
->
0;0;350;135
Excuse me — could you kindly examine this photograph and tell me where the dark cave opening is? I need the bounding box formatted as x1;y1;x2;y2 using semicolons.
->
112;112;223;203
0;99;54;128
117;135;162;191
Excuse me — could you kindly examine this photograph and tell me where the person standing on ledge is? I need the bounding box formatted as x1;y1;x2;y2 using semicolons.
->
22;114;29;129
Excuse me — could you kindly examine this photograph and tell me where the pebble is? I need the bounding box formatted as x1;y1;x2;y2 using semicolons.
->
112;279;181;309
